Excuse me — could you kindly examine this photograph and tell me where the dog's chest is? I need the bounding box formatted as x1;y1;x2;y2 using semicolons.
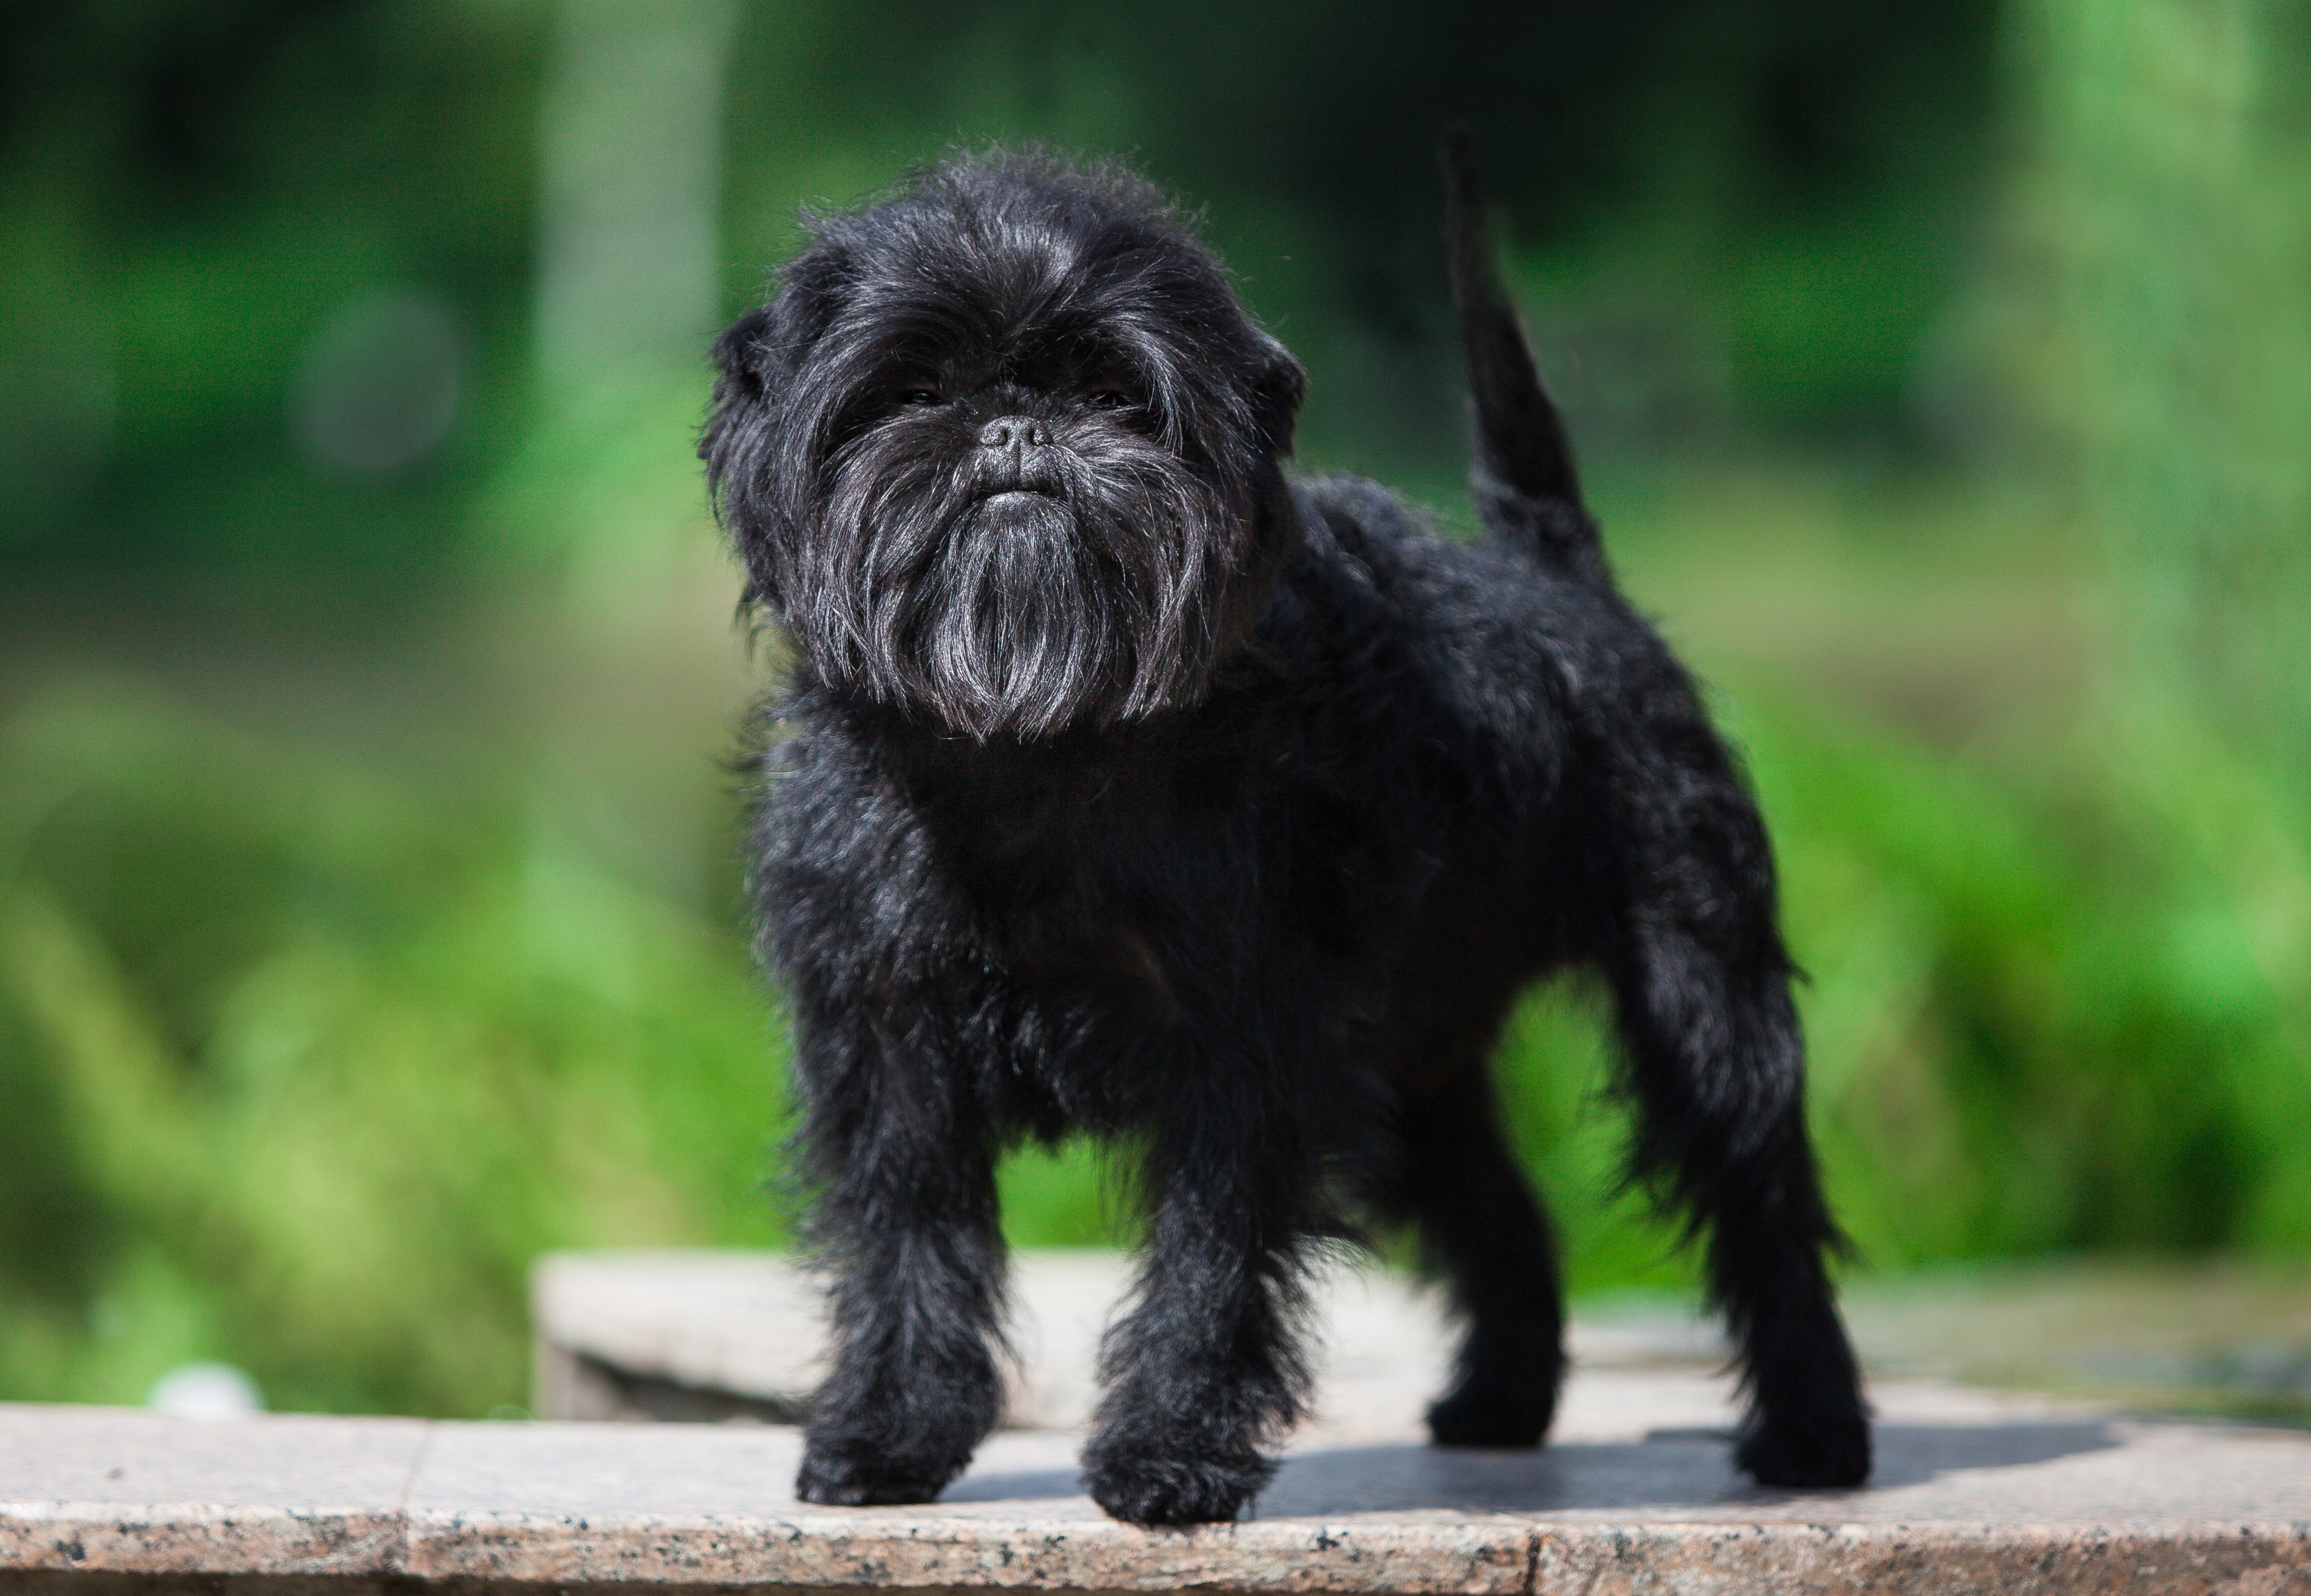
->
886;733;1300;985
782;693;1443;1057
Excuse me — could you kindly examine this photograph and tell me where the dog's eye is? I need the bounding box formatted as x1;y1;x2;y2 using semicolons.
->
896;389;943;408
1087;389;1138;411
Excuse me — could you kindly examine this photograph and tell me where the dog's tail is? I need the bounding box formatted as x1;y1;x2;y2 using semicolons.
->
1443;127;1602;578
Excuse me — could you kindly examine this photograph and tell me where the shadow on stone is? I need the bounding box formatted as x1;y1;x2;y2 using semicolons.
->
1859;1420;2125;1491
1256;1423;2123;1515
942;1423;2123;1514
943;1467;1088;1503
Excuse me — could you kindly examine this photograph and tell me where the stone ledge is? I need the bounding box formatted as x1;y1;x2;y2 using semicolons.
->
527;1250;1726;1441
5;1401;2310;1593
528;1250;2311;1435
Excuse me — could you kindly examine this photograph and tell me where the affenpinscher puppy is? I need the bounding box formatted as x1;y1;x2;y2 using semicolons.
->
702;136;1870;1526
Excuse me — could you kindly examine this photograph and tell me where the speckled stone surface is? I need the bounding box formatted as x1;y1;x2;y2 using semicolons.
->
6;1381;2311;1591
0;1407;424;1577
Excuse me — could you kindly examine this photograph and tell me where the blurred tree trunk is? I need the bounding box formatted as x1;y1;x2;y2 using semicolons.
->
2009;0;2311;765
535;0;741;396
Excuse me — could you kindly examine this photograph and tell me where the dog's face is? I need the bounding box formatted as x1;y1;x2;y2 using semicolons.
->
705;153;1306;741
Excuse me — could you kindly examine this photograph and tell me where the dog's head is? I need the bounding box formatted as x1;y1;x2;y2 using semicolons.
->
704;150;1306;741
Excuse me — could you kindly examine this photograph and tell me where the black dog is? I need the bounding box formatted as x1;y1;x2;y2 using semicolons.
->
702;137;1870;1526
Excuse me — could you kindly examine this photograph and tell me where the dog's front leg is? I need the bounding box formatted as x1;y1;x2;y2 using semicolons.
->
1083;1058;1321;1525
791;1006;1008;1506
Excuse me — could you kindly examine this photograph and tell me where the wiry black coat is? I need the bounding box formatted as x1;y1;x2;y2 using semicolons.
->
703;140;1869;1526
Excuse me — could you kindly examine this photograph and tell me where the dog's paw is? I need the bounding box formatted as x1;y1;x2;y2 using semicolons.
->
795;1438;967;1506
1426;1381;1553;1449
1733;1410;1871;1489
1083;1443;1274;1525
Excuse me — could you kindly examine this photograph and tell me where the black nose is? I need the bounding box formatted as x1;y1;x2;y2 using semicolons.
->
978;416;1050;450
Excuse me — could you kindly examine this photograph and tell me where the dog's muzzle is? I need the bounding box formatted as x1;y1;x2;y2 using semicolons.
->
974;414;1064;497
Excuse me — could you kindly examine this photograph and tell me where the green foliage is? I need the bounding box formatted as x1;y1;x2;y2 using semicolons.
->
1755;688;2311;1265
0;686;787;1416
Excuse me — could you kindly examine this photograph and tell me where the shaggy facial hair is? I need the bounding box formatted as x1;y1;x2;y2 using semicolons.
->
701;151;1304;742
806;408;1243;740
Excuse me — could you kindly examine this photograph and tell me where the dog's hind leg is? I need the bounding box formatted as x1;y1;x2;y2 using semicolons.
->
1607;944;1872;1489
1570;684;1872;1489
1400;1059;1568;1448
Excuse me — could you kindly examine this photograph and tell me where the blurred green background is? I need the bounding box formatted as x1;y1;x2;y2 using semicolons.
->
2;0;2307;1420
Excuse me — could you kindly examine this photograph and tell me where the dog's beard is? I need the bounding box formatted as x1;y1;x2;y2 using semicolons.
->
794;419;1244;740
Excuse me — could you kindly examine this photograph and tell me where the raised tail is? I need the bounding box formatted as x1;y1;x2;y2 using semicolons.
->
1442;126;1602;577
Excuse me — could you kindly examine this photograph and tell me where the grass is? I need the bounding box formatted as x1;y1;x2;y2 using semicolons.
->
0;683;787;1416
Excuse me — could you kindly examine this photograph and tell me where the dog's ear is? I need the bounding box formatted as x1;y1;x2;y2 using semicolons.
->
704;252;853;613
1247;334;1306;459
712;245;850;408
709;303;782;405
703;301;795;610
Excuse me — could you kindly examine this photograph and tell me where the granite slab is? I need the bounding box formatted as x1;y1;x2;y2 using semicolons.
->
0;1407;426;1578
4;1379;2310;1592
